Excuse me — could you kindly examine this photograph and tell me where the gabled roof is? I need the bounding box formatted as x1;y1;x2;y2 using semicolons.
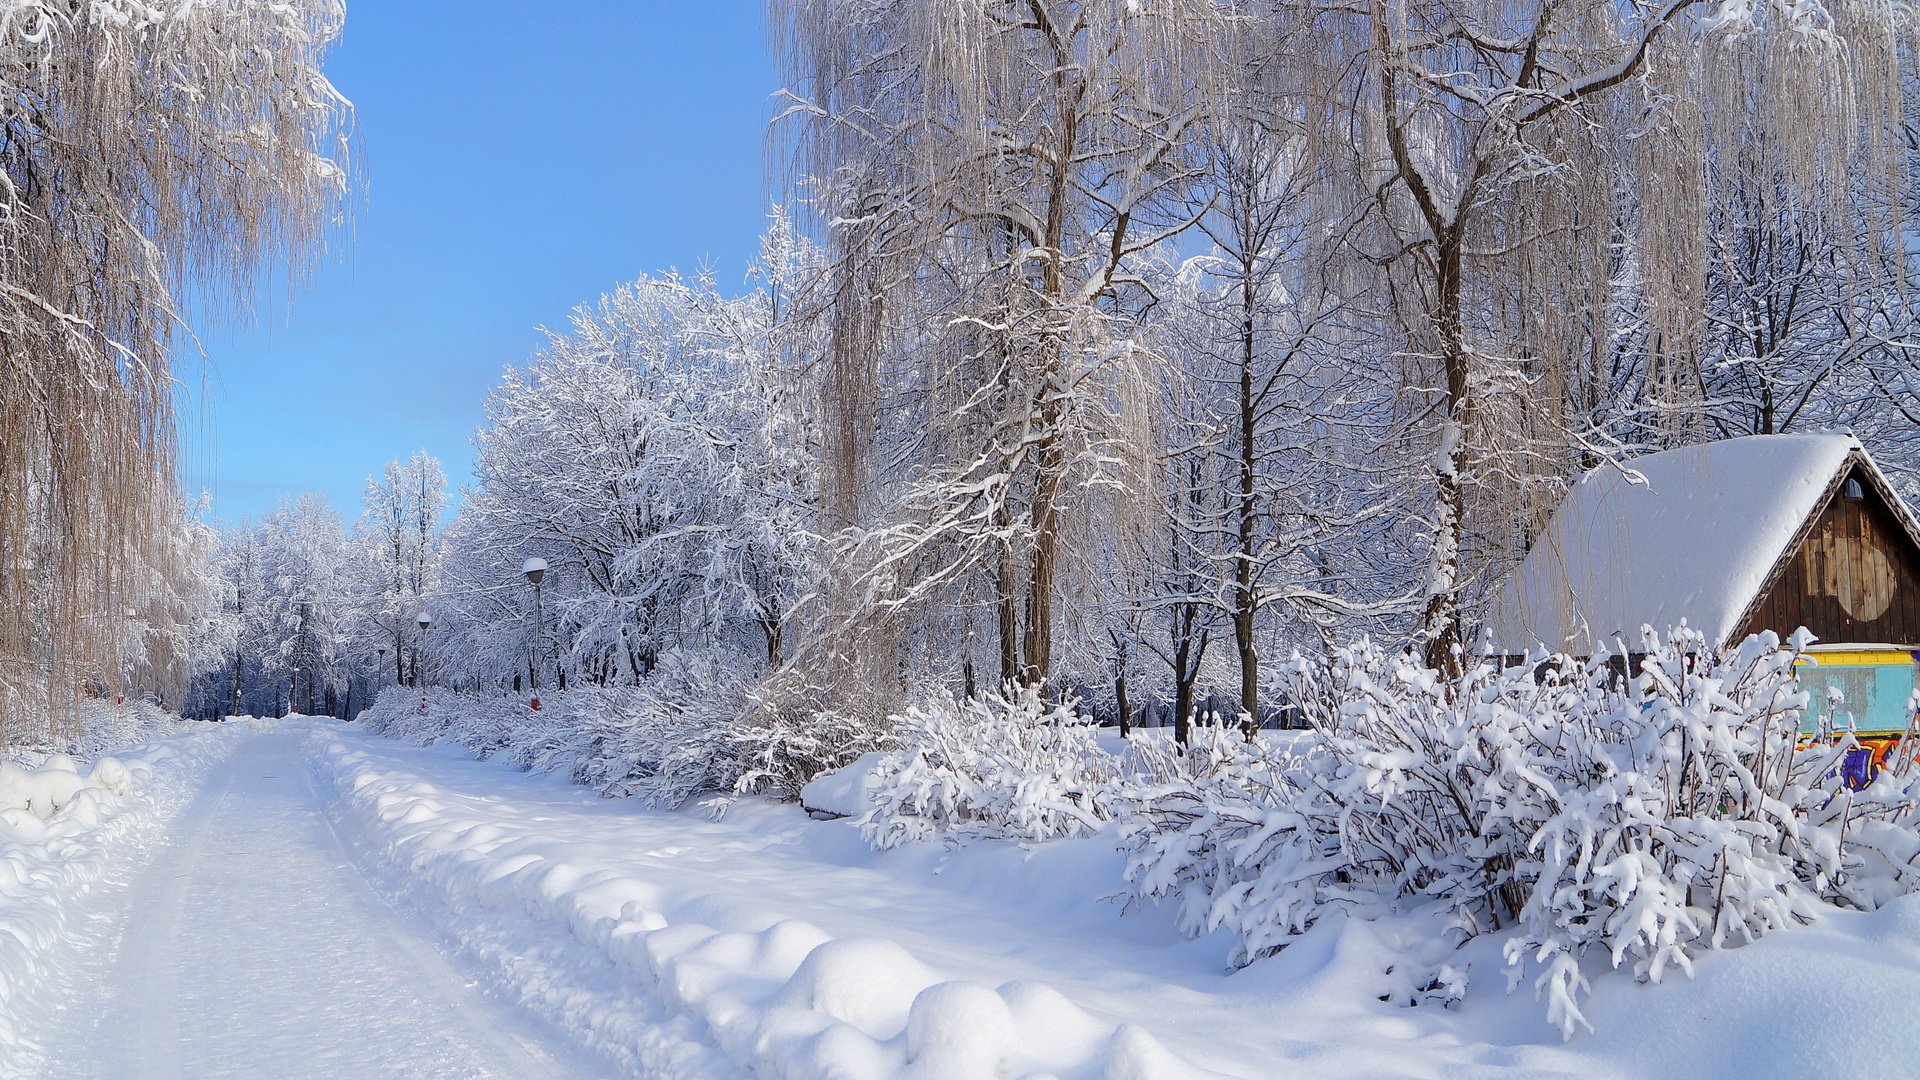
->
1480;433;1898;656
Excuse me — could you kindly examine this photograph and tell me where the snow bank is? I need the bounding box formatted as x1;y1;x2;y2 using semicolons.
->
0;719;261;1069
305;729;1216;1079
306;717;1920;1079
0;755;131;827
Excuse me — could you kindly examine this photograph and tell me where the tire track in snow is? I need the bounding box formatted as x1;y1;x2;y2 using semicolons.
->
110;742;234;1076
63;732;592;1079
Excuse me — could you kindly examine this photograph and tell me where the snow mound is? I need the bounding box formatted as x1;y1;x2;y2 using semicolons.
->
798;752;887;819
0;755;137;826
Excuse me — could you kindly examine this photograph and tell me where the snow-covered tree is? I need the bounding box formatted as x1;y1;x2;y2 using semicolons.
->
249;495;355;716
1306;0;1914;668
0;0;350;741
440;253;819;693
772;0;1233;708
351;452;447;687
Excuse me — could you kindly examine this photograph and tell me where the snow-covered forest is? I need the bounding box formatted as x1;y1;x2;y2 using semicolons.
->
165;0;1920;743
6;0;1914;748
11;1;1920;1074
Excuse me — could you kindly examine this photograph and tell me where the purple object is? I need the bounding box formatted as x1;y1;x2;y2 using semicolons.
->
1843;747;1877;790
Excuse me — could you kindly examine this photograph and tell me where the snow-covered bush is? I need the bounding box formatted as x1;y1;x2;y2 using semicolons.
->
859;687;1116;849
1116;628;1920;1038
5;697;182;766
358;685;477;747
561;657;753;806
1506;629;1828;1036
358;656;876;809
360;682;725;808
728;703;895;803
1117;638;1585;976
1113;729;1332;969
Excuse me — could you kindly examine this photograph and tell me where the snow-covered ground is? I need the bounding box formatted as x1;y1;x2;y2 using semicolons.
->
10;718;1920;1077
304;722;1920;1079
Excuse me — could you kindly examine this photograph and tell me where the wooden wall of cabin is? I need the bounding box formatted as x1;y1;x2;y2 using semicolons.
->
1739;466;1920;647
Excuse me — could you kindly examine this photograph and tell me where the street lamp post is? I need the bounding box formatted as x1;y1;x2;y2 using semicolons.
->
415;612;434;683
122;607;138;706
415;612;433;712
522;557;547;710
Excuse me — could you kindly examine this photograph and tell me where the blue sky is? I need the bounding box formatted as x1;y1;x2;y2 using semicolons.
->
178;3;782;525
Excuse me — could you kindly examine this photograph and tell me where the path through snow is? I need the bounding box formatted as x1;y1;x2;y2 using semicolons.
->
45;732;594;1080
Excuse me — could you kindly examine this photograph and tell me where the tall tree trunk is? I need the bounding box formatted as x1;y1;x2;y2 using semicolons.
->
1422;233;1469;676
1234;282;1260;724
1022;428;1064;691
997;506;1020;689
1173;630;1195;746
1019;49;1083;696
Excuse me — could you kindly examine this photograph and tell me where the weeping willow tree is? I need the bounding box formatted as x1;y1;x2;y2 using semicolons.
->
771;0;1232;712
0;1;351;742
1278;0;1916;669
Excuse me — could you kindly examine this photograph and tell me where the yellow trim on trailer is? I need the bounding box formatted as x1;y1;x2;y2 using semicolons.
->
1797;650;1917;667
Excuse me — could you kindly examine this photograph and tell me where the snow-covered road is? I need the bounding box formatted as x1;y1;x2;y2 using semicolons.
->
44;733;593;1079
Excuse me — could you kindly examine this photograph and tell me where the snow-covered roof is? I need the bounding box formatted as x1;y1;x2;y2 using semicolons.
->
1482;433;1865;655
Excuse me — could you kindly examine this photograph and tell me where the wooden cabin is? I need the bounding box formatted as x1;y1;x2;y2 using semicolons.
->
1481;433;1920;657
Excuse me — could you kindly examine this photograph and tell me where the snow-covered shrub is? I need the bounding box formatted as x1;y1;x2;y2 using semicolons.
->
358;685;462;745
1114;729;1333;969
5;697;182;766
565;657;752;806
1116;627;1920;1038
357;680;718;799
443;695;538;762
1505;628;1825;1037
728;704;895;803
1113;646;1558;976
358;659;759;809
859;687;1116;849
